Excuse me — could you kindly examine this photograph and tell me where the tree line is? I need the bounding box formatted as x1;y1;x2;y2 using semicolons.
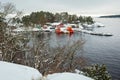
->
22;11;94;27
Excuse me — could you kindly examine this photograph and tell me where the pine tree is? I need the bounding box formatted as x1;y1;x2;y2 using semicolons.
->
82;64;112;80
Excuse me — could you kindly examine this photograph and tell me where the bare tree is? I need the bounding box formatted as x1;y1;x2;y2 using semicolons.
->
25;33;86;75
2;2;16;18
0;2;25;64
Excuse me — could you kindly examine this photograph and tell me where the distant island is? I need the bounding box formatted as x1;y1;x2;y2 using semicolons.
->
100;15;120;18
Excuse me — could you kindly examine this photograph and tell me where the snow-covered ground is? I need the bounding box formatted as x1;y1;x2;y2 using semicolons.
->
0;61;42;80
46;72;93;80
0;61;93;80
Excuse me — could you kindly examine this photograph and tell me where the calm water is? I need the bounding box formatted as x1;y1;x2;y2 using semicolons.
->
47;18;120;80
84;18;120;80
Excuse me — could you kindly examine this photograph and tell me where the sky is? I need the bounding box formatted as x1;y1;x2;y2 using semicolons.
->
0;0;120;17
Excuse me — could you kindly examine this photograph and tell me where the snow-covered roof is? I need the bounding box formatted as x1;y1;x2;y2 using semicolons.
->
69;24;77;26
46;72;93;80
51;22;61;25
0;61;42;80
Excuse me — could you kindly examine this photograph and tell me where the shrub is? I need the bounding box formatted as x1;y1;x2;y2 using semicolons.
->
82;64;112;80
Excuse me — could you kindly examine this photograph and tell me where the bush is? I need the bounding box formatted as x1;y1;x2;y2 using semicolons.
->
82;64;112;80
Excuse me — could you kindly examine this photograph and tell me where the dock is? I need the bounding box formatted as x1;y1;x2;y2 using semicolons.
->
81;30;113;36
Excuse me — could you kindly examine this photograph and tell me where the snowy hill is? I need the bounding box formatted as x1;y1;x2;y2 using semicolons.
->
0;61;42;80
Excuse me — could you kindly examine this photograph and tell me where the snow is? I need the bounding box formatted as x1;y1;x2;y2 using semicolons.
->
0;61;94;80
12;27;41;32
13;28;25;32
41;27;53;32
32;27;41;31
51;22;61;25
75;69;84;74
94;22;104;27
46;72;93;80
0;61;42;80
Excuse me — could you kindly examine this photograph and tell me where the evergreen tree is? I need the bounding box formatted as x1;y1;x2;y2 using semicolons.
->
85;16;94;24
22;15;31;27
82;64;112;80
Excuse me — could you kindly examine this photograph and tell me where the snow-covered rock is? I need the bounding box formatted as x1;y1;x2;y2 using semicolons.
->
46;72;93;80
0;61;42;80
0;61;94;80
75;69;84;74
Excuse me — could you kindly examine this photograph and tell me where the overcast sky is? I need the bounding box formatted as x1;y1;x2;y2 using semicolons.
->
1;0;120;16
